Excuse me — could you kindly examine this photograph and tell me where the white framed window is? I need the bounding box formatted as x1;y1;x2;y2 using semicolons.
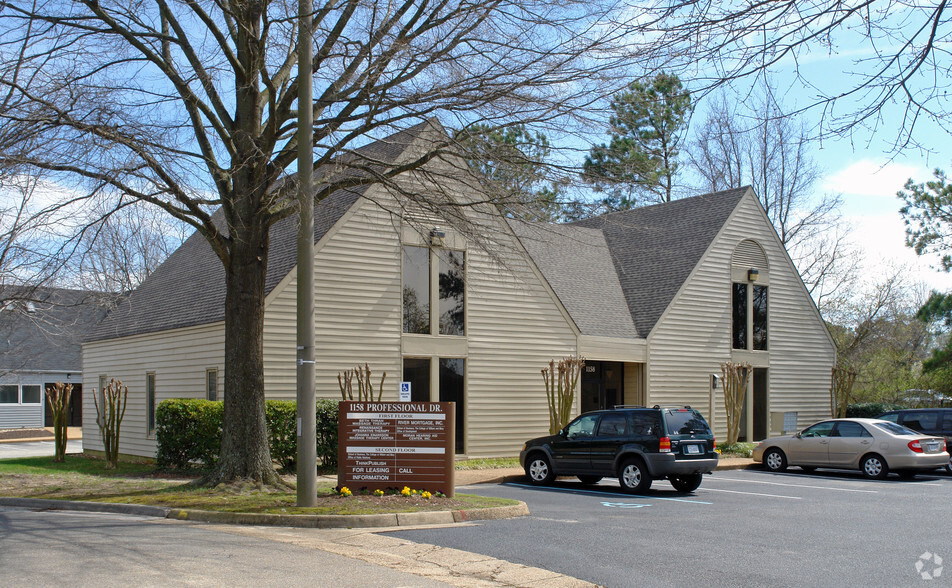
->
21;385;41;404
0;385;18;404
146;372;156;435
0;384;43;404
206;368;218;401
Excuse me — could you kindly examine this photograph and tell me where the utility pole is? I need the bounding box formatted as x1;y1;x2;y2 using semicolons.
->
295;0;316;507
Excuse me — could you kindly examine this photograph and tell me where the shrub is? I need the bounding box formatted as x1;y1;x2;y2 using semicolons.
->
266;400;297;472
155;399;223;472
845;402;905;419
316;399;339;471
157;398;339;473
716;441;756;458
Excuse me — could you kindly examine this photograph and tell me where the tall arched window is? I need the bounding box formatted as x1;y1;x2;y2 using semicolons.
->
731;240;768;351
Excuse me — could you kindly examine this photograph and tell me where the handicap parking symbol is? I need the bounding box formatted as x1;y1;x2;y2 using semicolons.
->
601;501;650;509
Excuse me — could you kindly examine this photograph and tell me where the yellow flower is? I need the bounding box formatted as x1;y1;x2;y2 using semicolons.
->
374;489;384;497
421;491;432;499
401;486;411;496
339;486;352;497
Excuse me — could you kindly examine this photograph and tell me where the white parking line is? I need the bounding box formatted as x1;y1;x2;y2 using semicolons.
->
701;488;802;499
707;476;877;493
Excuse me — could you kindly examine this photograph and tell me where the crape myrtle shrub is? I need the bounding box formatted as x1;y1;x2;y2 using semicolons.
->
845;402;905;419
156;399;339;472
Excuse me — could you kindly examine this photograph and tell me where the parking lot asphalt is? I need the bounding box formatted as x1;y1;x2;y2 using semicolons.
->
389;467;952;587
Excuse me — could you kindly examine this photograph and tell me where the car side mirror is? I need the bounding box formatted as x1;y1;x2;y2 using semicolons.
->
795;432;802;439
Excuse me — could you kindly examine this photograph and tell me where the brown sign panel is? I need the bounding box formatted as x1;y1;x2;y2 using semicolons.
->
337;401;456;497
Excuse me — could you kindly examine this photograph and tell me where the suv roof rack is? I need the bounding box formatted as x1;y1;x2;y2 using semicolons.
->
652;405;693;410
612;404;645;409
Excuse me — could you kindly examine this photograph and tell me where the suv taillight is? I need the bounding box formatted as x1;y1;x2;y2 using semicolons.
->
660;436;671;453
908;440;923;453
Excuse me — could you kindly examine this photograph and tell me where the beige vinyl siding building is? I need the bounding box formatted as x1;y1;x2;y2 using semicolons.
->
645;193;836;439
82;121;835;459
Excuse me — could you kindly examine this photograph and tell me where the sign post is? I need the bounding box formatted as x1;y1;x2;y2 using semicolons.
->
338;401;455;496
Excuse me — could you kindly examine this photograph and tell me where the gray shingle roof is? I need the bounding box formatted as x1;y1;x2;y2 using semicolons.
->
570;187;750;337
509;220;638;338
0;288;111;372
86;122;431;342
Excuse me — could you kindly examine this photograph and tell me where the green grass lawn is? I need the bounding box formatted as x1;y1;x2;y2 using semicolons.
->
0;454;517;515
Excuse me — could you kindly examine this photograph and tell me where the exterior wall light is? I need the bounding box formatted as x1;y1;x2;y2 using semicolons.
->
430;228;446;247
748;268;760;282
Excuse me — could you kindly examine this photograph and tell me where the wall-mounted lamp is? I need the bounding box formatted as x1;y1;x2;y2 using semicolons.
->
429;227;446;247
747;268;760;282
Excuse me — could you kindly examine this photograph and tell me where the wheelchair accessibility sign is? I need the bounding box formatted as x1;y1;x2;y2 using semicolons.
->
399;382;411;401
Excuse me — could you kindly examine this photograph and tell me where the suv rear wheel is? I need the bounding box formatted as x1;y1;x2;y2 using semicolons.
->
669;473;703;492
618;457;652;494
525;453;555;485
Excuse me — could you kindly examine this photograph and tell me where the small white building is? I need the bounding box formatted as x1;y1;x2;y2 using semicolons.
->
1;288;106;429
82;121;835;459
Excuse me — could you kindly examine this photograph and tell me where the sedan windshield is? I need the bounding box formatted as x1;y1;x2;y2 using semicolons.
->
871;421;921;437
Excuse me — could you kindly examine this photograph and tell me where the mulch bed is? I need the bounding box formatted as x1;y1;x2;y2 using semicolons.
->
0;428;51;441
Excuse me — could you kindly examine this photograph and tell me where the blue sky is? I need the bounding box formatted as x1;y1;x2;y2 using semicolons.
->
710;36;952;295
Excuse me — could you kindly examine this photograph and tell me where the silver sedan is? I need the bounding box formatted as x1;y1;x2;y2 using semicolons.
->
752;418;949;479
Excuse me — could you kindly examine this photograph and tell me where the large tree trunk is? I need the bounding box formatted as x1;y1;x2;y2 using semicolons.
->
201;218;284;487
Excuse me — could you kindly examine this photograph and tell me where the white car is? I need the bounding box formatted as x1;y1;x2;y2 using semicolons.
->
752;418;949;479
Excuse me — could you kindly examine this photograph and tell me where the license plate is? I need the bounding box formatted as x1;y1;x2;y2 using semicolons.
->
927;442;940;452
685;444;700;455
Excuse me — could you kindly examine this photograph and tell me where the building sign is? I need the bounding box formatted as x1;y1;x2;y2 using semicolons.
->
337;401;456;497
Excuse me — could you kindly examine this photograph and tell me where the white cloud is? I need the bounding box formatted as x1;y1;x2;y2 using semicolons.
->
824;159;928;198
847;212;952;293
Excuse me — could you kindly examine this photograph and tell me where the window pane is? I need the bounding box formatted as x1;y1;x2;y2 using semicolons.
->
752;285;768;351
147;374;156;433
206;370;218;401
439;358;465;453
566;414;598;438
0;385;17;403
21;385;41;404
403;358;430;402
732;283;747;349
834;421;870;438
596;413;627;437
801;421;834;437
903;411;938;430
438;251;465;336
402;246;430;334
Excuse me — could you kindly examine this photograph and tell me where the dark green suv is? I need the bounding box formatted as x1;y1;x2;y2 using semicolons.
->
878;408;952;472
519;406;718;493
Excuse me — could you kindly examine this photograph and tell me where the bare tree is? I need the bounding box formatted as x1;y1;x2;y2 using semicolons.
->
637;0;952;152
688;87;856;305
825;271;933;401
69;202;189;294
0;0;644;485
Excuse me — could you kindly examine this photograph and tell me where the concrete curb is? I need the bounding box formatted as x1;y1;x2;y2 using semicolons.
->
0;497;171;518
0;496;529;529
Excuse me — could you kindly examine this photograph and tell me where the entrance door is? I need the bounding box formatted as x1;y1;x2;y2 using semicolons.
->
580;361;624;413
